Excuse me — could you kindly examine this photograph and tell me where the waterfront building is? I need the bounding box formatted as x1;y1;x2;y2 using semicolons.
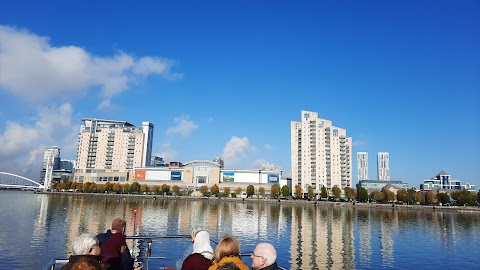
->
377;152;390;181
290;110;352;195
133;160;283;196
74;118;153;183
420;171;476;192
357;152;368;181
60;159;76;171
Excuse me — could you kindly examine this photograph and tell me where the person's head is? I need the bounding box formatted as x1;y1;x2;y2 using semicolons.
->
251;243;276;269
71;257;102;270
191;226;203;243
71;233;101;256
112;218;126;233
217;261;241;270
193;230;214;260
213;235;240;264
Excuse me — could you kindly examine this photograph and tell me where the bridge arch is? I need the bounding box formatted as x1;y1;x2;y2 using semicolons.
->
0;172;44;189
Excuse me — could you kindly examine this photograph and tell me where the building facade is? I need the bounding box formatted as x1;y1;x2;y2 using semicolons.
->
291;110;352;194
420;171;476;192
74;118;153;183
357;152;368;181
377;152;390;181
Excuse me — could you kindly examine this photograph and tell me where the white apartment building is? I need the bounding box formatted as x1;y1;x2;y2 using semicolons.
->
42;146;61;170
74;118;154;183
357;152;368;181
377;152;390;181
291;110;352;195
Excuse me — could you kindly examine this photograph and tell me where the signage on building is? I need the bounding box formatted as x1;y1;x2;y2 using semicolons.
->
171;171;182;181
268;174;279;183
135;170;146;180
223;172;234;182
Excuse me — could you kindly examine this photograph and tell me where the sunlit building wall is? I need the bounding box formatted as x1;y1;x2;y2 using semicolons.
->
377;152;390;181
291;110;352;195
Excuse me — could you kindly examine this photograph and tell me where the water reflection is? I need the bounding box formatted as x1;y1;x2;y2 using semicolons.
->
2;191;480;270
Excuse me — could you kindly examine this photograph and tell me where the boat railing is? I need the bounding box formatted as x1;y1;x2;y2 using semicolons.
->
43;234;287;270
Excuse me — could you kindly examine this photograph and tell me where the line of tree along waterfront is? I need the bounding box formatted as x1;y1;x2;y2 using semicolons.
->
50;181;480;207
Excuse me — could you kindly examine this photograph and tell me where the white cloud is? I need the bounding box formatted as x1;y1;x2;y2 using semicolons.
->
352;140;366;147
165;114;199;137
222;136;256;167
264;144;272;151
0;103;78;180
0;25;182;108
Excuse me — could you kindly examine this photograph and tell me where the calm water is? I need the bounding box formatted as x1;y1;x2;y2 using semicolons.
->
1;190;479;270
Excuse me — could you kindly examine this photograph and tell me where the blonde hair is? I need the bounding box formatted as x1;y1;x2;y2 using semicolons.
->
213;235;240;264
191;226;202;243
112;218;126;232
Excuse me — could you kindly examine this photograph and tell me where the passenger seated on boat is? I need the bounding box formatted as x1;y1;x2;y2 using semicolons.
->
62;233;110;270
216;262;240;270
207;235;248;270
251;243;279;270
176;226;204;269
97;218;142;270
181;230;214;270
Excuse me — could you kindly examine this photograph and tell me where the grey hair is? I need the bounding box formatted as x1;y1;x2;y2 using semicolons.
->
71;233;98;255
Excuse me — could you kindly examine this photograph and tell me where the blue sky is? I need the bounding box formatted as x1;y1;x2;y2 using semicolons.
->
0;1;479;189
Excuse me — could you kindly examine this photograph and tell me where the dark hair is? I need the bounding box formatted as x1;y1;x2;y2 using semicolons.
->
217;262;241;270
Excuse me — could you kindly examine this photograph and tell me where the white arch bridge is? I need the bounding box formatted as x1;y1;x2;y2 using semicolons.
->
0;172;45;189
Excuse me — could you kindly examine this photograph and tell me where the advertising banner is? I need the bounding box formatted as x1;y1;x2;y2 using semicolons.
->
171;171;182;181
135;170;146;180
268;174;279;183
223;172;234;182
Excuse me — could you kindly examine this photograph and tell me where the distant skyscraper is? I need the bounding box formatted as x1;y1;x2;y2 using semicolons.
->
42;146;61;170
142;122;154;167
377;152;390;181
291;110;352;193
60;159;76;171
150;155;166;167
357;152;368;181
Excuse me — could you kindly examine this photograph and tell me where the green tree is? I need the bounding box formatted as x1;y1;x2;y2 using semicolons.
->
344;187;355;201
246;185;255;198
321;186;328;199
223;187;231;197
171;185;181;196
259;187;266;198
332;186;341;200
370;190;384;202
436;192;450;205
104;182;113;193
396;189;408;203
281;185;290;197
357;187;368;202
425;191;436;205
407;188;417;204
112;183;121;193
140;184;149;194
211;184;220;197
477;191;480;205
121;184;130;194
130;182;140;193
382;189;396;203
414;192;425;205
307;186;315;200
161;184;170;194
451;190;477;206
294;185;303;199
151;185;161;195
271;184;281;199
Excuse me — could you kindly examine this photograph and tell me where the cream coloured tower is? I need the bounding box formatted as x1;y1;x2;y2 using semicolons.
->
377;152;390;181
291;110;352;195
75;118;153;182
357;152;368;181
